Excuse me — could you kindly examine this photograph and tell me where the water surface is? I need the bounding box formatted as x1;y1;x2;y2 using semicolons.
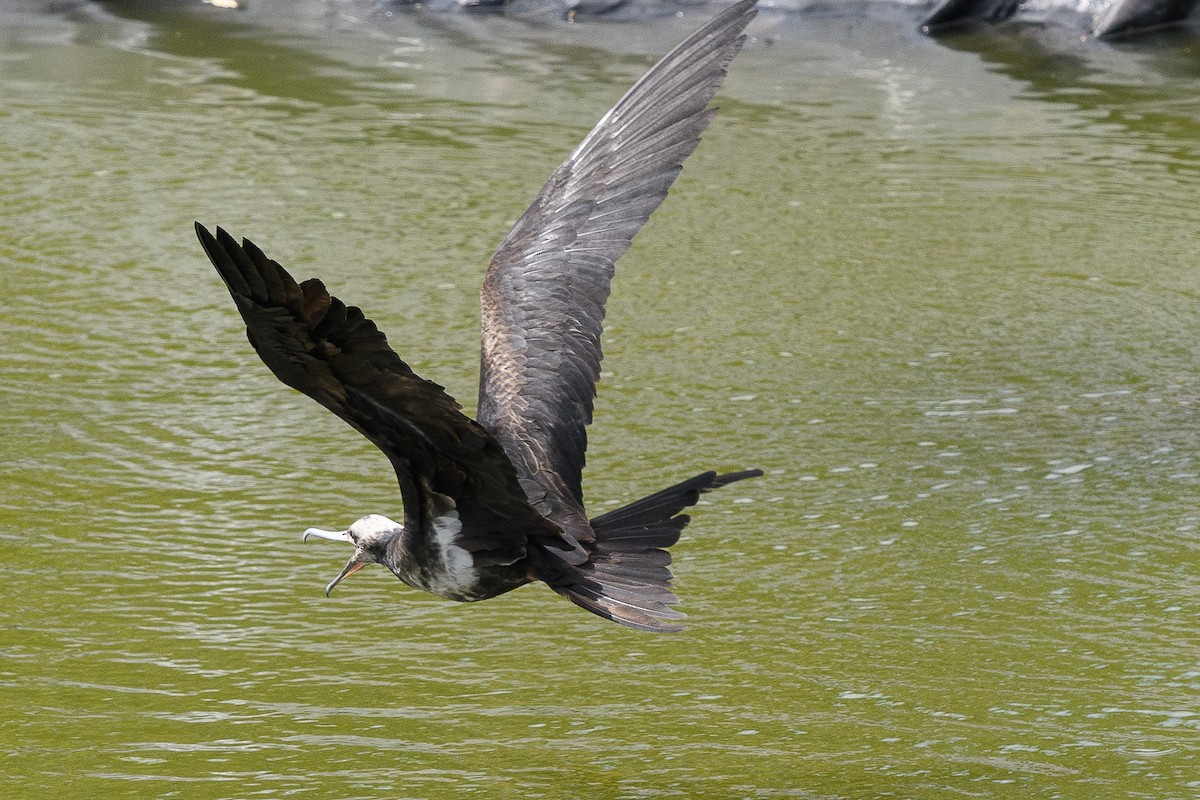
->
2;2;1199;798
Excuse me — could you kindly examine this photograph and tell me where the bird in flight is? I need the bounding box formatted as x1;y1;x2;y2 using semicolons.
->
197;0;761;632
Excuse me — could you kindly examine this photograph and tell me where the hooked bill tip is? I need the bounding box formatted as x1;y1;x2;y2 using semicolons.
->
323;559;369;597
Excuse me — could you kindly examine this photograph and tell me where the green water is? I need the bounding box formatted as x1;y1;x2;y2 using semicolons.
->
2;2;1199;798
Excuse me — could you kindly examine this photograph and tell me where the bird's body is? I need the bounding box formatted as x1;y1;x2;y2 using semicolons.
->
197;0;761;632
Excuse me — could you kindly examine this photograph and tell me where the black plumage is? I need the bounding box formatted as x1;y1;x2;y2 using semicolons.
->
197;0;761;632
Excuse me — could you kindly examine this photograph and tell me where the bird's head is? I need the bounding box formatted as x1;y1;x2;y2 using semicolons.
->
302;513;403;596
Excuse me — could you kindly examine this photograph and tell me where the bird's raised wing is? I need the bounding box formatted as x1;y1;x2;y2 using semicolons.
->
197;223;556;563
477;0;756;537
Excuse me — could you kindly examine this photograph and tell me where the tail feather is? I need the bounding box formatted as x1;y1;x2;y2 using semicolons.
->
590;524;684;547
572;574;680;606
589;548;673;568
585;560;674;582
589;469;762;531
546;469;763;632
567;587;689;633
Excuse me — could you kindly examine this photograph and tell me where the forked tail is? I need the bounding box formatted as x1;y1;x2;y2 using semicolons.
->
549;469;763;632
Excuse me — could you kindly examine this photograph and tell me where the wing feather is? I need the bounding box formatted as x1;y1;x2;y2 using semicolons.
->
477;0;756;537
197;223;556;560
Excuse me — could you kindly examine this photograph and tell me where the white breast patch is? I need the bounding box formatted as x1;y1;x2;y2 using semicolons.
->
429;511;480;598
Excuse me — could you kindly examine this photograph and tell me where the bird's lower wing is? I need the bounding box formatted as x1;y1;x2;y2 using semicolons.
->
197;223;552;560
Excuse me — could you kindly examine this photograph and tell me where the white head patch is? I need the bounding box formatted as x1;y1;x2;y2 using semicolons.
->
349;514;402;540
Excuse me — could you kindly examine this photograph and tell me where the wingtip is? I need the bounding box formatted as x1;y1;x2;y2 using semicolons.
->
194;220;213;245
215;225;239;250
194;221;234;253
719;0;759;30
711;468;764;488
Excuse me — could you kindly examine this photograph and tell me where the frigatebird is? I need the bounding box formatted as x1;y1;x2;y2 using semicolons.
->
196;0;761;632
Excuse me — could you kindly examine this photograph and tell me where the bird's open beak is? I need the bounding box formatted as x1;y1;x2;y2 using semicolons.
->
302;527;366;596
323;557;368;596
